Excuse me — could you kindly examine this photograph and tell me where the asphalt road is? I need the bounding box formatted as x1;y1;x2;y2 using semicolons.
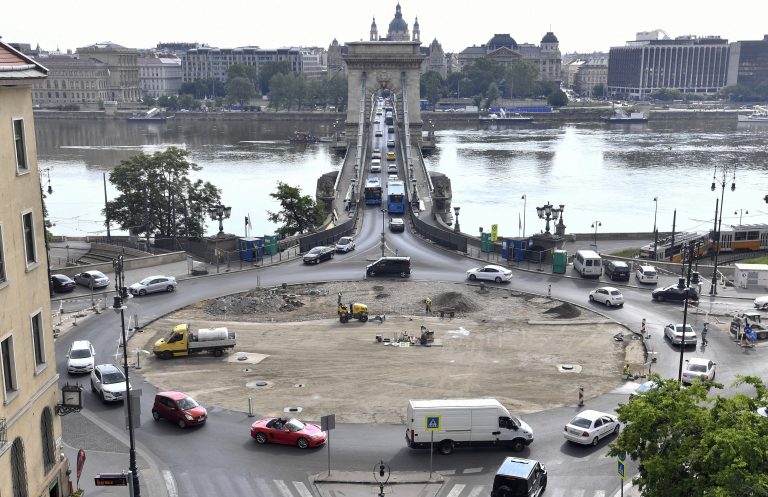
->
55;201;767;497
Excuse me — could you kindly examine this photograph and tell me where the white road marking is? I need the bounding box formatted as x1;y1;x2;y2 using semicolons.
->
293;481;314;497
467;485;486;497
436;469;456;476
571;489;586;497
162;470;178;497
611;481;634;497
445;484;465;497
463;467;483;474
549;488;565;497
274;480;294;497
593;490;606;497
253;477;275;497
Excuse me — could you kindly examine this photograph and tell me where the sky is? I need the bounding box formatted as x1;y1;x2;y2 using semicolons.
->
3;1;767;56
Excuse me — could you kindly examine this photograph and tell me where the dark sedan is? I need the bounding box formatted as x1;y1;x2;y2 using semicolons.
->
51;274;76;293
303;246;335;264
652;285;699;302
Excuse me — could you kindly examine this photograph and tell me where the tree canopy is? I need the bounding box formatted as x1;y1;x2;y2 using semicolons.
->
268;73;348;111
258;61;291;95
226;77;256;106
608;375;768;497
267;182;324;238
105;147;222;239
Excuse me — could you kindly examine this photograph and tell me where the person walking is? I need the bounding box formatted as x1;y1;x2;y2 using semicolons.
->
547;285;551;297
425;297;432;314
701;321;708;346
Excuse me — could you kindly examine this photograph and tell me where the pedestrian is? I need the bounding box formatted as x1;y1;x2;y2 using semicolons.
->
425;297;432;314
641;318;647;334
701;321;708;346
547;285;551;297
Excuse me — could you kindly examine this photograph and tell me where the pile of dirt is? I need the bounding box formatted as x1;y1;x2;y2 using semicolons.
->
431;291;481;313
203;286;326;316
543;302;582;319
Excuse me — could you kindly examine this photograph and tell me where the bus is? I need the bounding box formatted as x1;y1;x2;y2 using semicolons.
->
387;180;406;213
364;177;383;205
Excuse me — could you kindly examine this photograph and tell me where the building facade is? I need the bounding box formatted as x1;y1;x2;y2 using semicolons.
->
182;46;318;84
608;36;730;99
76;42;141;103
31;55;109;107
138;56;182;98
726;35;768;88
0;40;71;497
566;54;608;96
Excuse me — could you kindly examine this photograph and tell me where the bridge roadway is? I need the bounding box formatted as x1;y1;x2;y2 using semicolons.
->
53;192;768;497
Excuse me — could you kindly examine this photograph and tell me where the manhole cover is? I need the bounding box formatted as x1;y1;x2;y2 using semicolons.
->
561;364;574;370
246;380;269;388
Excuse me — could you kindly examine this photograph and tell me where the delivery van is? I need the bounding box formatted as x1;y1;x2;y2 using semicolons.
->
573;249;602;278
405;398;534;455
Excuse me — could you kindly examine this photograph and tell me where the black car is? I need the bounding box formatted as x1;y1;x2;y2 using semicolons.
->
366;256;411;277
491;457;547;497
51;274;76;293
604;260;630;281
303;246;335;264
652;284;699;302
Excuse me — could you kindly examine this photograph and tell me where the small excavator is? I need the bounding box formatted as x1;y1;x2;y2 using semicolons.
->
337;292;369;323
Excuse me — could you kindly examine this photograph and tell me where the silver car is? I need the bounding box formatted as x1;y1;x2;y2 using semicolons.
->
664;323;698;346
90;364;131;402
73;270;110;289
129;275;177;296
335;236;356;253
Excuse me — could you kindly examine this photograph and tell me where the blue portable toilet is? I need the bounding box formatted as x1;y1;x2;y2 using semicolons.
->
238;237;263;262
512;239;529;261
502;238;514;260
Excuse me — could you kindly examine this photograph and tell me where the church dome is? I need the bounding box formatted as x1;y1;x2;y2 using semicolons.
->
388;3;409;34
541;31;559;43
487;34;518;50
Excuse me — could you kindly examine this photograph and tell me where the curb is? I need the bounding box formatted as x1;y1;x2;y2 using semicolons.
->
310;471;444;485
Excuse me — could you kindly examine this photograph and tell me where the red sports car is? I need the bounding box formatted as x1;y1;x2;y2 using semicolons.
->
250;417;327;449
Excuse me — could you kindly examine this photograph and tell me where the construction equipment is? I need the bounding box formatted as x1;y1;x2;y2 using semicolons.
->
419;325;434;345
337;292;368;323
730;311;767;340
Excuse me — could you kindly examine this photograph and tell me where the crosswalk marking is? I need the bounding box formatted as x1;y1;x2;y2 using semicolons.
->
462;467;483;474
571;489;586;497
254;477;275;497
293;481;314;497
232;475;256;496
445;484;465;497
466;485;486;497
437;469;456;476
594;491;606;497
274;480;294;497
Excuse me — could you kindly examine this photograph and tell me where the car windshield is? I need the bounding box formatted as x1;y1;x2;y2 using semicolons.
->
102;371;125;384
688;364;707;373
570;417;592;429
675;325;694;333
610;291;622;296
139;278;153;285
92;272;106;279
308;248;322;254
338;237;351;245
177;397;199;410
70;349;92;359
645;271;656;277
286;419;305;432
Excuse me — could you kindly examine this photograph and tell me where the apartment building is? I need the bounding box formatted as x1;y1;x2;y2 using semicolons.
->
0;41;71;497
31;55;109;108
76;42;141;103
182;46;305;84
138;56;182;98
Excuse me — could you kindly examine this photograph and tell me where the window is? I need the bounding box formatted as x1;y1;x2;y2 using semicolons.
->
11;437;29;497
31;312;45;367
13;119;27;172
41;407;56;471
2;335;18;396
22;212;37;266
0;225;5;283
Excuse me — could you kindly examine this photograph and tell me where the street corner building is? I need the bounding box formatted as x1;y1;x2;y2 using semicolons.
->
0;41;72;497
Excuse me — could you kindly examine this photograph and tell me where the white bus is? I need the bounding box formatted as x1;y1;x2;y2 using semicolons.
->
574;250;602;278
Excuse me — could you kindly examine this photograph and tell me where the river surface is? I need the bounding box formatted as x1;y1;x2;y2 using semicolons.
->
35;118;768;238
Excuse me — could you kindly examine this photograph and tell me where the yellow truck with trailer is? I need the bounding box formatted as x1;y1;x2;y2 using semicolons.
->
153;323;237;359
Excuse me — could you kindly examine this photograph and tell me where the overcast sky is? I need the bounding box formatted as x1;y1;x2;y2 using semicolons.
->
3;0;766;55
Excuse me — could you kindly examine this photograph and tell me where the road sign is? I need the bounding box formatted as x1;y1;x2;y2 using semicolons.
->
491;224;498;242
94;473;128;486
618;452;626;462
617;461;626;480
425;415;441;431
320;414;336;431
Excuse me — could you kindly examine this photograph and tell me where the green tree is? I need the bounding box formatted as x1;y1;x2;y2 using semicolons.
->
178;94;200;110
420;71;444;107
143;96;157;108
325;74;348;111
269;72;289;110
503;59;539;97
651;88;684;101
547;89;568;107
609;376;768;497
105;147;222;240
259;61;291;95
228;64;258;87
267;182;324;237
472;94;483;110
227;77;256;106
157;95;179;110
485;82;500;109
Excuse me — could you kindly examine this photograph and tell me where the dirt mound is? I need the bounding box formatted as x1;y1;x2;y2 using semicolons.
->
432;291;481;313
543;302;581;319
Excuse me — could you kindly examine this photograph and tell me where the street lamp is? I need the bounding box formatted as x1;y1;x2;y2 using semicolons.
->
521;194;527;238
453;206;461;232
591;221;602;251
652;197;659;261
380;208;387;257
734;208;748;225
111;256;140;497
373;460;390;497
207;204;232;237
709;165;736;296
535;202;561;235
38;167;54;297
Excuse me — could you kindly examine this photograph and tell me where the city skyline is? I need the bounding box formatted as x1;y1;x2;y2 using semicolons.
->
4;0;767;56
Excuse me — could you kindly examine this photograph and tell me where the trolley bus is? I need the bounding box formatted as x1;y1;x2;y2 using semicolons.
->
364;177;383;206
709;224;768;253
387;180;406;214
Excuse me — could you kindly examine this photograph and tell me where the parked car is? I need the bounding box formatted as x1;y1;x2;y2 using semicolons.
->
303;246;335;264
74;270;110;289
754;295;768;310
466;264;513;283
681;357;716;385
491;457;547;497
66;340;95;374
563;409;619;446
664;323;698;346
90;364;131;402
652;284;699;302
128;275;177;296
335;236;356;253
389;218;405;232
250;417;327;449
629;380;659;400
51;274;76;293
636;265;659;284
604;260;630;281
589;287;624;307
152;391;207;428
366;256;411;278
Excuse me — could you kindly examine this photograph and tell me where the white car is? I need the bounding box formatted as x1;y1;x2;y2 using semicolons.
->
664;323;698;346
636;265;659;284
129;275;177;296
335;236;355;253
66;340;95;374
755;295;768;310
90;364;132;402
466;264;513;283
563;410;619;446
758;407;767;417
73;270;110;289
589;287;624;307
681;358;716;385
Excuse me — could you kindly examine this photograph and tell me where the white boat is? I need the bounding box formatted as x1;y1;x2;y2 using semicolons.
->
602;109;648;123
479;108;533;123
737;105;768;123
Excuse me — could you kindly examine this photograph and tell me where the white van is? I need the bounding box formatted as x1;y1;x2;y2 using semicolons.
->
405;399;534;455
574;250;602;278
370;158;381;173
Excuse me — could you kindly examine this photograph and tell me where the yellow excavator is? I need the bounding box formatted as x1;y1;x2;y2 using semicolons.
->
337;292;368;323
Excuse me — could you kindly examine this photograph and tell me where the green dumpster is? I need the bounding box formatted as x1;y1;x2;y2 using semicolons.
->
553;249;567;274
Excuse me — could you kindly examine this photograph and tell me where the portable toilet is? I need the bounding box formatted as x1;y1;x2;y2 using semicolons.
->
502;238;513;259
238;237;263;262
480;232;494;253
553;249;567;274
512;239;529;261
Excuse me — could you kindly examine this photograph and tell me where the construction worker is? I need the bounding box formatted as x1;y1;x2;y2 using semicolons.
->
425;297;432;314
623;363;632;379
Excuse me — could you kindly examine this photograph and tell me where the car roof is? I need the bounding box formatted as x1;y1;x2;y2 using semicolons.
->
572;409;609;421
390;218;404;223
483;264;509;271
687;357;710;365
71;340;92;349
95;364;121;373
144;275;171;280
639;265;656;270
157;391;188;400
611;261;629;266
86;270;106;275
597;286;619;292
52;273;72;279
496;457;537;479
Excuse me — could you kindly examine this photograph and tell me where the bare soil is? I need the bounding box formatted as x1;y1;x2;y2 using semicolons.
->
130;281;644;424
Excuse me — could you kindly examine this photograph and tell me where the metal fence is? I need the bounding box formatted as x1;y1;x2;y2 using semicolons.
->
410;212;468;253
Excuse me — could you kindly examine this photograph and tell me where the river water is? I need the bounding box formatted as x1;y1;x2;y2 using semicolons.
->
35;117;768;238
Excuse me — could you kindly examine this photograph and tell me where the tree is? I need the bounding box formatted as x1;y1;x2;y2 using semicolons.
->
105;147;222;240
228;64;258;87
485;82;500;109
325;74;348;111
608;376;768;497
259;61;291;95
547;89;568;107
472;95;483;110
143;96;157;108
178;94;199;110
267;182;324;237
227;77;256;106
420;71;444;107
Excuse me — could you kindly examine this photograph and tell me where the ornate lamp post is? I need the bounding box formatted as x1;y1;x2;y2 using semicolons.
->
453;206;461;232
591;221;602;251
207;204;232;237
535;202;561;235
734;208;748;225
710;165;736;295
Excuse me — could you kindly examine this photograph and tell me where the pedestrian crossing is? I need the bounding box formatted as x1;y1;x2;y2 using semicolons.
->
439;483;612;497
171;471;316;497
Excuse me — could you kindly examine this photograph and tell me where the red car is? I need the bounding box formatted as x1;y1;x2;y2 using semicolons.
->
151;391;207;428
250;417;327;449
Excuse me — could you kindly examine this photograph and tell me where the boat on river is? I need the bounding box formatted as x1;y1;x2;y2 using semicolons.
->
737;105;768;123
127;107;172;122
479;109;533;123
289;131;321;143
601;109;648;123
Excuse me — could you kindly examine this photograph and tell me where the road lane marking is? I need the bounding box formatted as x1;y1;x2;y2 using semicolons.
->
254;477;275;497
293;481;314;497
593;490;606;497
436;469;455;476
275;480;294;497
467;485;486;497
463;467;483;474
445;484;465;497
162;470;178;497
